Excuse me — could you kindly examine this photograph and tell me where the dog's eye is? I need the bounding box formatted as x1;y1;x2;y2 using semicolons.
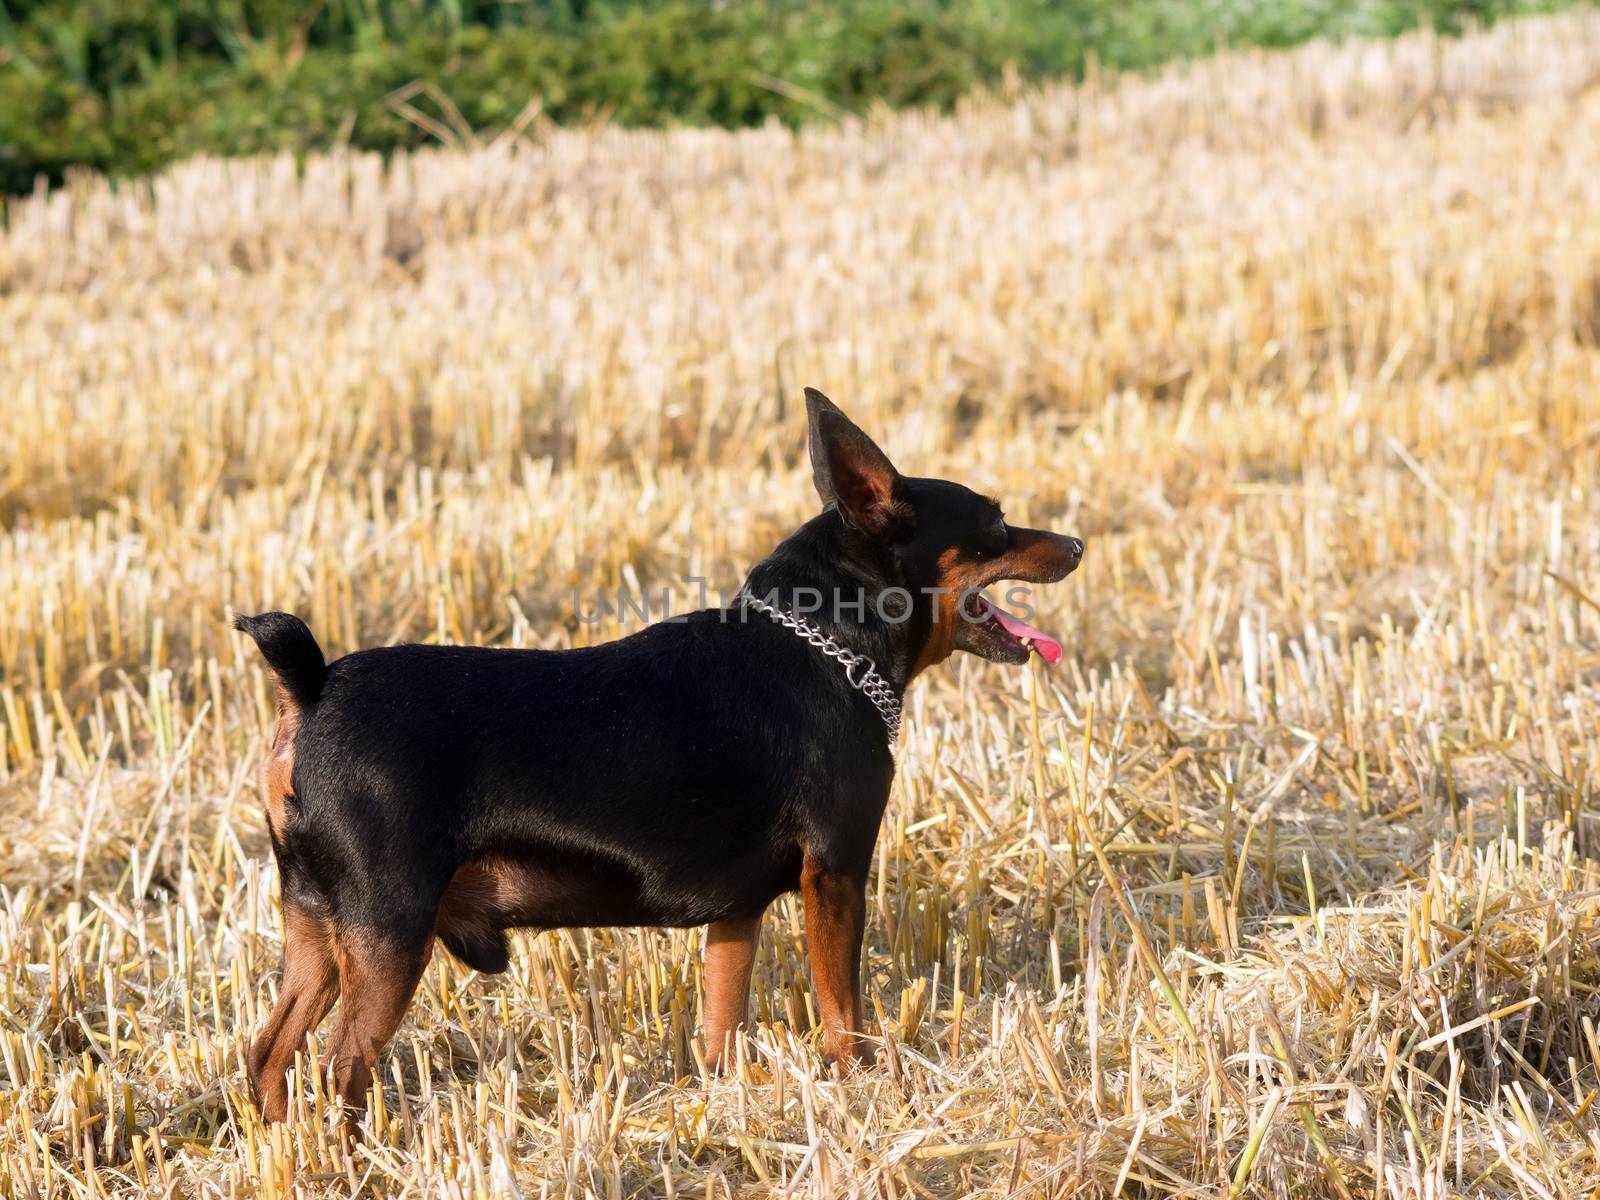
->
982;515;1008;555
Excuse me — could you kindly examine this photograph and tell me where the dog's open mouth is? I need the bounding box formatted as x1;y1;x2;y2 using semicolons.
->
966;593;1063;665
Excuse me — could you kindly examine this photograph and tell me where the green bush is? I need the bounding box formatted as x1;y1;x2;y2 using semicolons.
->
0;0;1581;193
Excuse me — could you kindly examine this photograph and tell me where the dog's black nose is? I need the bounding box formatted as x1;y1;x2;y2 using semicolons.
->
1065;536;1084;559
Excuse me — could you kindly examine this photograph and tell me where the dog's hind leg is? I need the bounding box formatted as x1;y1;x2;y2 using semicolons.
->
248;898;339;1123
323;929;433;1121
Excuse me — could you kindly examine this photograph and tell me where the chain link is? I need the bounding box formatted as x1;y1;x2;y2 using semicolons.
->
739;593;902;742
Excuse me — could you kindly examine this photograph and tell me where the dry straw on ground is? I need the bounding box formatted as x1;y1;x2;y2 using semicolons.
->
3;12;1600;1197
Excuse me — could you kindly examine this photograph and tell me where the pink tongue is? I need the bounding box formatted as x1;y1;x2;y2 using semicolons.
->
987;603;1064;666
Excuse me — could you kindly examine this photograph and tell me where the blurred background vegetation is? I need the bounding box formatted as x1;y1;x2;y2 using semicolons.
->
0;0;1580;194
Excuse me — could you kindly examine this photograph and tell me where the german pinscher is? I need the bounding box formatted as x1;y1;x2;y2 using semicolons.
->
234;389;1083;1122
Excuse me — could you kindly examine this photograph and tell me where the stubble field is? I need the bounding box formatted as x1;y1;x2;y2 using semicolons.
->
3;13;1600;1197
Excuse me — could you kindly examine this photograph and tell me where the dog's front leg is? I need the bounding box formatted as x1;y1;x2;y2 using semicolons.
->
800;858;867;1071
703;914;764;1071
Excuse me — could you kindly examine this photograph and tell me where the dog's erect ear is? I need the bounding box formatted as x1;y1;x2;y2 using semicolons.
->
804;388;906;535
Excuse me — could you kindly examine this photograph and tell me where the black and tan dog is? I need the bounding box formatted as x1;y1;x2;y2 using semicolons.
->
235;389;1082;1122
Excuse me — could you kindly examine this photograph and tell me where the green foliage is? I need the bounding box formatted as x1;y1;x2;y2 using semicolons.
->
0;0;1581;193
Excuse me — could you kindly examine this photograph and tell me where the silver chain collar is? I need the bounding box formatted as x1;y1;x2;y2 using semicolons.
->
738;593;903;742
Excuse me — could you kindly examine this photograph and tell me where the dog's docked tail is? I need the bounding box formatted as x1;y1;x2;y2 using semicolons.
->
233;612;327;709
